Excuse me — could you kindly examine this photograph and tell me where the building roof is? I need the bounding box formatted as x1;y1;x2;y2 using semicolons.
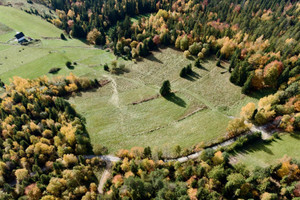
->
15;32;25;39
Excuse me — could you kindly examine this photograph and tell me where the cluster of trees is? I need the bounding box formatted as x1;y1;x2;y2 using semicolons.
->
108;0;298;93
49;0;299;94
0;75;105;199
180;64;193;78
231;79;300;136
49;0;159;44
103;146;300;199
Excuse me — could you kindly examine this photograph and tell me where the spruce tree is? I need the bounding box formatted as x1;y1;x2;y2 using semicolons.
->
237;62;248;86
195;59;201;68
216;50;220;58
230;65;239;85
186;64;192;74
60;33;66;40
180;67;187;77
242;72;253;94
216;59;221;67
160;80;171;97
278;66;289;86
229;58;235;72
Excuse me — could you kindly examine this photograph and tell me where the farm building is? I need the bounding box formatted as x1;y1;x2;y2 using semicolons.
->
15;32;28;44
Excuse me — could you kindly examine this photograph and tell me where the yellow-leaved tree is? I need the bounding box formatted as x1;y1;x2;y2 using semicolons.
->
240;102;256;120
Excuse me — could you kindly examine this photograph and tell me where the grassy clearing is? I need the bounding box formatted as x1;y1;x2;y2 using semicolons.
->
0;6;116;83
232;133;300;170
0;0;56;18
68;48;257;154
0;6;260;156
131;13;152;23
0;6;60;39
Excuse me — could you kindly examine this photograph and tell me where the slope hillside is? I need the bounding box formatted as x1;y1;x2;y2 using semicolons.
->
0;0;55;18
0;6;115;83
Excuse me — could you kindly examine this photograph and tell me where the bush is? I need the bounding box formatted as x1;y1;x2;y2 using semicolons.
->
0;79;4;87
183;50;191;58
48;68;61;74
104;63;109;71
66;61;73;69
60;33;66;40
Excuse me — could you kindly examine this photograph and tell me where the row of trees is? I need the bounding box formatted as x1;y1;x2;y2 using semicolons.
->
227;79;299;141
103;145;300;199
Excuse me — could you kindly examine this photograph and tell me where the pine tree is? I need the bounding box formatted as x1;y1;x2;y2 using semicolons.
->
242;72;253;94
278;66;289;86
195;59;202;68
216;59;221;67
230;65;239;85
180;67;187;77
229;58;235;72
60;33;66;40
143;147;152;158
160;80;171;96
186;64;192;74
237;62;248;86
216;50;220;58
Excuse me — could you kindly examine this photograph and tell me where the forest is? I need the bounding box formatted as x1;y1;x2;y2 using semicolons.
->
0;0;299;199
50;0;299;100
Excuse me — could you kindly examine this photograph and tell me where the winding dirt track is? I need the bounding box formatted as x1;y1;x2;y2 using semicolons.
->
86;122;273;193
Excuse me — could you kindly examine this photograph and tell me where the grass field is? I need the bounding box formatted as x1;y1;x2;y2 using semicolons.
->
0;0;56;18
0;6;115;83
68;47;258;155
0;6;261;157
232;133;300;170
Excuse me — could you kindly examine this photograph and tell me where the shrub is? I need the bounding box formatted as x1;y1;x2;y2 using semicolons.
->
226;118;250;138
48;68;61;74
65;61;72;69
189;42;201;55
183;50;191;58
60;33;66;40
104;64;109;71
198;52;204;59
0;79;4;87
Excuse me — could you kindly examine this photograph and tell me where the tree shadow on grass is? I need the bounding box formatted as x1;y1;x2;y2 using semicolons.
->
187;56;195;61
248;88;277;99
290;132;300;140
112;68;131;75
217;64;225;69
196;65;209;71
231;140;274;156
183;71;201;81
164;93;186;107
145;53;163;64
67;65;75;70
